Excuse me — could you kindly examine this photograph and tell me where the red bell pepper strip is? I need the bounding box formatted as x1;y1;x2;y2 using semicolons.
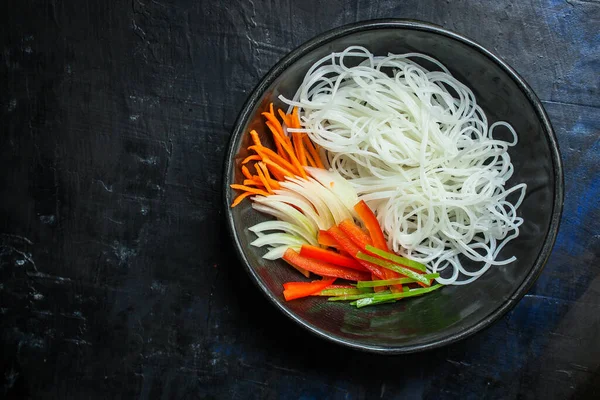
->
299;245;365;271
282;258;311;278
317;230;339;248
345;208;406;290
323;284;356;289
283;278;335;301
326;226;387;279
338;219;399;288
356;252;430;287
338;219;372;248
354;200;388;251
283;249;371;282
338;220;403;289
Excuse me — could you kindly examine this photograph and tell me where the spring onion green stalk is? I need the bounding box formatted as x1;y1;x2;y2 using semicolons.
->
356;252;431;286
327;290;392;302
356;273;440;288
314;288;364;296
365;245;427;272
356;284;444;308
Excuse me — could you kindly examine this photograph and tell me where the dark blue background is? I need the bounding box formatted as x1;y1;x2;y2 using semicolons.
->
1;0;598;398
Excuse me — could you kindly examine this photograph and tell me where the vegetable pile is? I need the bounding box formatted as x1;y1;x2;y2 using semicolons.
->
231;103;443;308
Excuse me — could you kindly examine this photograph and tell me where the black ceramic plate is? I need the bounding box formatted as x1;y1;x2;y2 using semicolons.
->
223;20;563;353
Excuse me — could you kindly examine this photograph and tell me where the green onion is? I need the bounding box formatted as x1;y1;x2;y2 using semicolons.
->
365;245;427;272
314;288;364;296
356;273;440;288
327;290;391;302
355;284;444;308
356;252;431;286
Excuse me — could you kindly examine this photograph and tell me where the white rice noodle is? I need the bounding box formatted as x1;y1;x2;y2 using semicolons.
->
281;46;527;285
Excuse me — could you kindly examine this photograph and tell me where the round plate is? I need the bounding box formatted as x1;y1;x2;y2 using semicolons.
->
223;19;564;354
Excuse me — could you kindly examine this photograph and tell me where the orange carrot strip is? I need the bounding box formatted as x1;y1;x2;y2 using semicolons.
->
262;109;284;137
302;135;324;169
304;145;318;167
266;120;293;148
250;130;262;146
254;163;273;194
292;133;306;166
258;162;280;190
231;192;254;208
291;107;301;129
263;158;295;179
249;145;300;176
262;159;286;181
241;165;253;180
242;154;261;164
276;109;294;163
277;108;291;127
243;179;263;186
264;121;292;163
230;184;270;197
273;137;287;162
265;122;307;178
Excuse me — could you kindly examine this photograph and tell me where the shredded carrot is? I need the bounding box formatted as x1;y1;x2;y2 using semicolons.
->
277;109;291;127
249;145;300;176
243;179;263;186
263;158;295;180
265;120;293;148
255;163;273;194
231;103;325;208
262;108;284;137
292;133;307;166
272;137;287;162
261;159;286;181
250;130;262;147
241;165;253;180
230;184;270;197
287;108;308;165
242;154;261;164
302;135;324;168
304;144;318;167
262;117;292;164
265;122;306;178
291;107;301;129
231;192;254;208
265;121;290;153
259;162;280;190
